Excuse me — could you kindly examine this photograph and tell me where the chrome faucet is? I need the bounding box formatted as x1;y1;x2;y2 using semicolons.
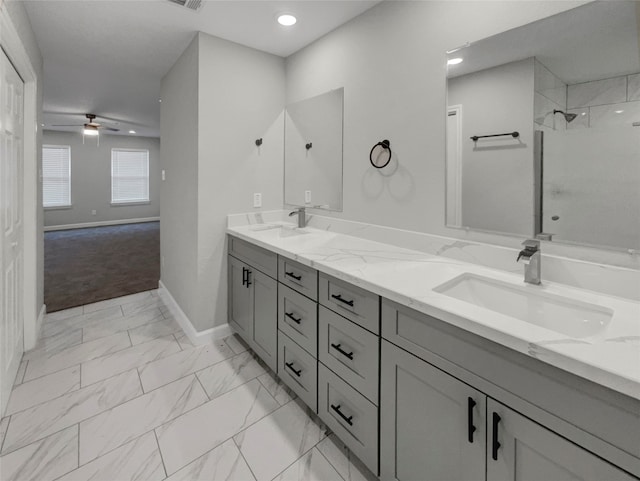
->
517;239;541;285
288;207;306;228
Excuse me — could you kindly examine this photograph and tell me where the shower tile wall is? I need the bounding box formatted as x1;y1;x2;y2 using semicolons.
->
567;73;640;129
534;60;567;130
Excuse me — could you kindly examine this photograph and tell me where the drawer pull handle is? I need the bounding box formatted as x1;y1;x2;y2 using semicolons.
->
285;312;302;324
491;412;501;461
330;343;354;360
246;269;252;288
285;271;302;281
331;294;354;307
285;361;302;377
241;267;247;286
467;397;477;443
330;404;353;426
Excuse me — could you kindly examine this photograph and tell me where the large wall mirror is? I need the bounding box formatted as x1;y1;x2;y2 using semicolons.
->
284;88;344;211
445;1;640;251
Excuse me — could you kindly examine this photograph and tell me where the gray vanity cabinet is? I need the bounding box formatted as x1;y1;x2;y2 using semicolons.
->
228;255;252;339
228;239;278;372
380;340;486;481
487;399;637;481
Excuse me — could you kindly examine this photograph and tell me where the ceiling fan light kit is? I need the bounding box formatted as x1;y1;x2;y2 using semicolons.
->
83;124;99;136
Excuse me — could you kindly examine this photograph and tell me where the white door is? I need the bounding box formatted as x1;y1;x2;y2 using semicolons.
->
0;47;25;417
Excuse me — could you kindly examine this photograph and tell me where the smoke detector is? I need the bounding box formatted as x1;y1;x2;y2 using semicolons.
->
167;0;203;12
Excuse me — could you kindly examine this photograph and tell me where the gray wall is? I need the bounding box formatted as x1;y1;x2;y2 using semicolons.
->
448;58;535;236
284;0;585;239
160;35;200;325
161;32;285;331
195;33;285;331
43;130;160;227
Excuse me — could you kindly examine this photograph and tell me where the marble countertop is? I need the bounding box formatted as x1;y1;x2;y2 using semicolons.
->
227;222;640;400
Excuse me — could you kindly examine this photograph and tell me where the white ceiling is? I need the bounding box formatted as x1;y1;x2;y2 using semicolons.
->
22;0;381;138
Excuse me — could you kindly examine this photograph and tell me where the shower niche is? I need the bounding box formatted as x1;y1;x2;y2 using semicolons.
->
444;1;640;252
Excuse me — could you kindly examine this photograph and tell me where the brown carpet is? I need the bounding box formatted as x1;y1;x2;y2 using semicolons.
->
45;222;160;312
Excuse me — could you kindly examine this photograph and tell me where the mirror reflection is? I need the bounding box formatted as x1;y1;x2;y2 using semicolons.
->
284;88;344;211
445;1;640;251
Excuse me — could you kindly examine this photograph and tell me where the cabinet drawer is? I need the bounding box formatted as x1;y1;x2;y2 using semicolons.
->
228;235;277;279
319;273;379;334
318;363;378;475
278;331;317;412
278;257;318;300
318;306;379;404
278;285;318;357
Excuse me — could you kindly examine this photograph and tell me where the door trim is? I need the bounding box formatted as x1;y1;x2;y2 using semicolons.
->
1;5;41;350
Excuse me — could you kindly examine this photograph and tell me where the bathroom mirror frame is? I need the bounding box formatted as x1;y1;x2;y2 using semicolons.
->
444;1;640;253
283;87;345;213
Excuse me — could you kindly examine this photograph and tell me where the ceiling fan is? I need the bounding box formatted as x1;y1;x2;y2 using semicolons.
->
51;113;120;135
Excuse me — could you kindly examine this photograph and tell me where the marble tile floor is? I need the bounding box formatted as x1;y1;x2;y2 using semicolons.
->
0;289;377;481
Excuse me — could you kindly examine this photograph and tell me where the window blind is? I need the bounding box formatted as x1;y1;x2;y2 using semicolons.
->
111;149;149;204
42;145;71;207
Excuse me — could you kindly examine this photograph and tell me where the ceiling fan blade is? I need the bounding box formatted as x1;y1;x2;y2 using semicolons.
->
51;124;84;127
103;127;120;132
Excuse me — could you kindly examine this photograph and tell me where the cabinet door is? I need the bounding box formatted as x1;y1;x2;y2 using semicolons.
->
380;340;486;481
228;256;252;340
487;399;637;481
250;269;278;372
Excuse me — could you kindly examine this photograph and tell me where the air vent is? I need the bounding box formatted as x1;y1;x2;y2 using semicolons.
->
167;0;202;11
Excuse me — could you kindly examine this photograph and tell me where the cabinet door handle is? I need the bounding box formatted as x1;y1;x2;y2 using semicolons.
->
241;267;247;286
285;271;302;281
330;404;353;426
331;294;354;307
245;269;252;288
330;343;354;360
491;412;501;461
285;361;302;377
285;312;302;324
467;397;477;443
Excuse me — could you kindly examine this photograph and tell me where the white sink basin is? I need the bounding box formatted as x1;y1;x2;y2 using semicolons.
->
249;224;309;238
434;274;613;338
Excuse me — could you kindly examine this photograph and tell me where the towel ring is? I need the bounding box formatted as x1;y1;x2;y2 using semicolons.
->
370;140;391;169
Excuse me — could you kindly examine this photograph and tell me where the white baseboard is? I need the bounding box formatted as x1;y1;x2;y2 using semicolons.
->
158;280;231;346
44;217;160;232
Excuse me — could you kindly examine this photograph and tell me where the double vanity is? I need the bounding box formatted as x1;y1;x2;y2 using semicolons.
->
227;222;640;480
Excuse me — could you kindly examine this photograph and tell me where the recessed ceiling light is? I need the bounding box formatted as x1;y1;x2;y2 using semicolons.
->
581;112;587;116
277;14;297;26
447;58;463;65
615;110;624;114
158;99;162;103
129;130;136;134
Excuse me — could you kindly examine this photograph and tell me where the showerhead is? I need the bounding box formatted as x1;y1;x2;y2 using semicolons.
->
553;109;578;123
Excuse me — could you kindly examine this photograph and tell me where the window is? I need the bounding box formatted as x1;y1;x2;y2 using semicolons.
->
42;145;71;207
111;149;149;204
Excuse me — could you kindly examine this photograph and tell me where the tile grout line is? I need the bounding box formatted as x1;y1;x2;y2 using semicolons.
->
0;415;11;454
267;444;323;481
24;338;134;387
0;422;78;459
0;370;145;458
232;436;260;481
193;371;211;401
315;438;350;481
131;342;241;396
5;366;83;418
152;428;169;479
